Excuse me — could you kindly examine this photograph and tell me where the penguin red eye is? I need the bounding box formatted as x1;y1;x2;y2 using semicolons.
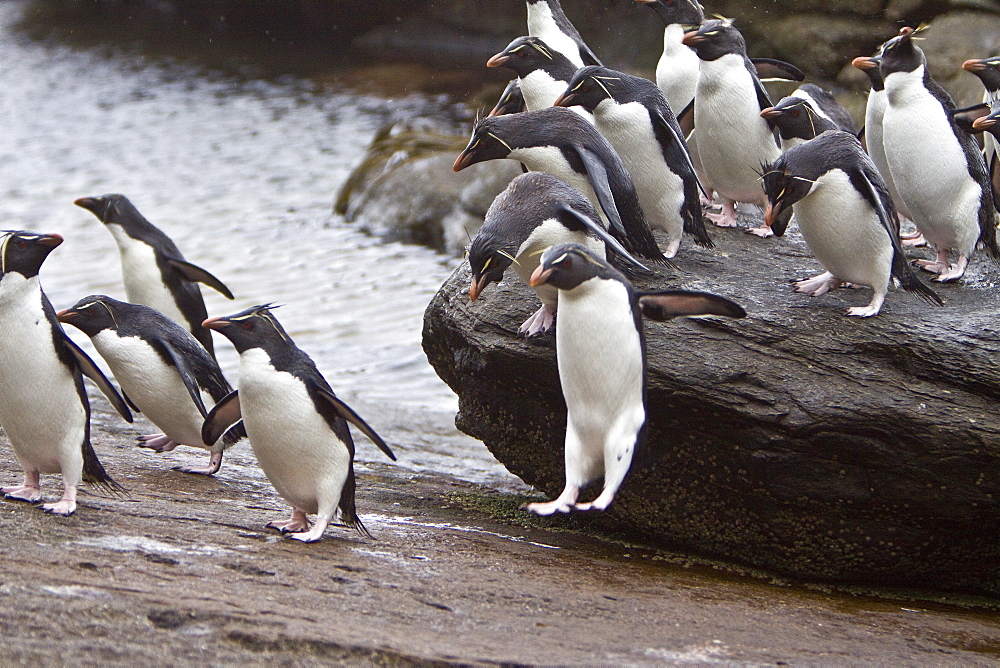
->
790;109;799;117
17;241;27;249
241;321;253;331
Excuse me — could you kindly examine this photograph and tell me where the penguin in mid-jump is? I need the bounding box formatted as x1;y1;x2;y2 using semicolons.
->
202;305;396;542
525;0;601;68
761;131;942;316
524;243;745;515
58;295;245;475
0;231;132;515
74;194;235;358
453;107;668;265
468;172;647;335
880;27;1000;282
554;65;712;257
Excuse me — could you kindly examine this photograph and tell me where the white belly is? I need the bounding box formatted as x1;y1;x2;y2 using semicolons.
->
520;70;569;111
794;170;893;291
511;146;610;228
527;4;584;68
514;219;603;307
655;24;699;114
108;227;188;327
91;331;209;447
238;349;349;514
595;100;685;241
0;276;85;475
864;90;909;217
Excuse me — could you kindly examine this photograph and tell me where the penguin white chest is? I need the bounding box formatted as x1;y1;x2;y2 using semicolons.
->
526;4;584;68
793;170;893;290
107;226;186;326
515;219;602;307
0;276;85;473
520;70;569;111
237;349;350;514
90;331;208;447
655;24;699;114
511;147;606;225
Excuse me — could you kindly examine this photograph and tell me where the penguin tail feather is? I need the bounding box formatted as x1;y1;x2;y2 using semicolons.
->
222;420;247;446
896;270;944;306
82;441;128;499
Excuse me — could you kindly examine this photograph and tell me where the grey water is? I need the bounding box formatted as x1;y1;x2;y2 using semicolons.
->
0;2;518;489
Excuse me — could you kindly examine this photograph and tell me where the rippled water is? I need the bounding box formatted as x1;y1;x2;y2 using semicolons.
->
0;2;517;488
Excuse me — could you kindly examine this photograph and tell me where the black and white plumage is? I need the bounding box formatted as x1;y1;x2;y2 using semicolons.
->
0;232;131;515
880;27;1000;282
523;243;745;515
761;131;942;316
963;57;1000;173
555;65;712;257
57;296;244;476
761;96;838;152
972;107;1000;204
468;172;646;335
682;19;804;236
525;0;601;68
788;84;857;135
489;79;527;117
633;0;705;117
487;36;581;112
202;305;396;542
74;194;234;358
453;107;668;264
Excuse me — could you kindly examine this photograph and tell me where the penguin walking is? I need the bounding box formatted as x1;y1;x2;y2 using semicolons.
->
525;0;601;68
74;194;234;358
469;172;647;335
880;27;1000;282
761;96;838;152
453;107;668;264
554;65;712;257
487;36;583;114
523;243;745;515
761;131;942;316
202;305;396;542
682;19;804;237
58;296;245;475
0;231;131;515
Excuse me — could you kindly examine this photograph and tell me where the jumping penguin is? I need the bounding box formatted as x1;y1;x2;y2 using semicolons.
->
74;193;235;357
761;131;942;316
880;27;1000;282
0;231;131;515
453;107;668;264
555;65;712;257
525;0;601;68
523;243;745;515
202;305;396;542
468;172;647;335
57;295;245;475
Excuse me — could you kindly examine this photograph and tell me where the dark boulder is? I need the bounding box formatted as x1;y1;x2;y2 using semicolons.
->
423;220;1000;597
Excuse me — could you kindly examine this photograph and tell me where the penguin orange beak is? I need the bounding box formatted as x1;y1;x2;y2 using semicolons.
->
202;316;230;330
453;149;475;173
73;196;98;210
469;276;487;301
963;59;987;73
486;52;510;68
681;30;704;47
763;202;780;228
760;107;782;120
973;115;998;132
38;233;63;248
55;308;75;322
552;92;573;107
529;265;553;287
851;56;877;71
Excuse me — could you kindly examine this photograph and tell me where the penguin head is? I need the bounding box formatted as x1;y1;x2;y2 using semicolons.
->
487;36;572;79
468;234;515;302
530;243;617;291
963;57;1000;93
760;159;814;237
453;117;514;171
74;193;127;225
633;0;704;28
681;19;746;61
761;97;833;141
0;231;62;278
489;79;527;117
878;26;926;77
203;304;292;355
851;55;885;91
555;66;619;111
56;295;124;336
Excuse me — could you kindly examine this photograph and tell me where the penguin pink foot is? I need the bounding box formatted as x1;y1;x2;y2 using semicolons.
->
932;255;968;283
137;433;179;453
845;293;886;318
173;450;223;476
519;304;556;336
705;200;739;228
901;231;927;247
287;515;332;543
3;470;42;502
574;488;616;512
41;486;77;516
794;271;843;297
267;507;310;534
523;485;579;516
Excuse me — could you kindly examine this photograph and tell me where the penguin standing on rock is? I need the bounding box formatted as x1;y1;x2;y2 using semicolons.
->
487;36;584;114
0;231;132;515
202;305;396;543
523;243;745;515
74;194;235;358
57;296;245;475
453;107;668;265
880;27;1000;282
468;172;647;335
554;65;712;257
761;131;942;316
525;0;601;68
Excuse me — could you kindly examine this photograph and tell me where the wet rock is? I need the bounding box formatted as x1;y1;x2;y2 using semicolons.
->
764;15;896;79
422;220;1000;596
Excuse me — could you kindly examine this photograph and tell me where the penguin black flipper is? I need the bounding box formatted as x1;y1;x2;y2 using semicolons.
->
166;258;235;300
557;203;649;272
61;334;133;423
310;382;396;462
848;165;943;306
638;290;747;320
650;107;713;247
202;389;241;446
121;390;141;414
156;336;210;418
949;102;990;135
750;58;806;83
676;100;695;137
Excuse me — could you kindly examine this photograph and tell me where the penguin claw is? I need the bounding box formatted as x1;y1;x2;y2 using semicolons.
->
744;226;773;238
2;485;41;503
521;500;573;516
41;499;76;516
137;434;179;452
518;304;556;336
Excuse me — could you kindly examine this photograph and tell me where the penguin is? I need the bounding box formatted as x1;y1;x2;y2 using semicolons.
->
962;57;1000;173
972;106;1000;207
57;295;245;475
880;27;1000;282
632;0;704;119
487;36;584;115
760;96;838;152
469;172;647;335
788;84;857;134
453;107;668;264
681;19;804;237
761;131;942;316
489;79;527;117
0;231;131;515
201;305;396;542
554;65;712;257
525;0;601;68
523;243;745;515
74;194;234;358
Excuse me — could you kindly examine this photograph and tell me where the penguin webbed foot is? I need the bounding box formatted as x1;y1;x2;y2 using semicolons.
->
2;484;41;503
793;272;842;297
137;433;179;453
41;499;76;516
522;485;580;516
518;304;556;336
744;225;774;238
287;516;331;543
705;208;739;228
901;232;927;247
845;293;885;318
172;450;223;476
267;508;310;534
930;256;968;283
